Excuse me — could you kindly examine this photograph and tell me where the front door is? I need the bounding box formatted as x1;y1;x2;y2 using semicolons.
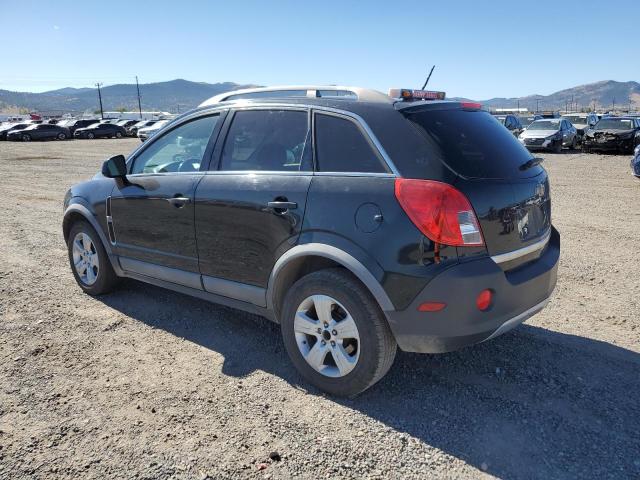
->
110;113;223;288
194;108;312;305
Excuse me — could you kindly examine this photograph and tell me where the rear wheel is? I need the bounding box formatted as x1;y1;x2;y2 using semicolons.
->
67;221;119;295
57;132;66;140
280;268;397;397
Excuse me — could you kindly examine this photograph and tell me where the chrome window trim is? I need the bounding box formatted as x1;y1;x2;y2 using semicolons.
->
490;229;551;265
124;102;400;177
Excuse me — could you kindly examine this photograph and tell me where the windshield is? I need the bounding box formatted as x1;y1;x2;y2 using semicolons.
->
562;116;586;124
404;107;537;179
527;120;560;131
518;116;535;127
595;118;634;130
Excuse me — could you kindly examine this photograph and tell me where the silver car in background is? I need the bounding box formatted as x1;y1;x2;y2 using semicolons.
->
561;113;598;143
519;118;577;153
138;119;170;142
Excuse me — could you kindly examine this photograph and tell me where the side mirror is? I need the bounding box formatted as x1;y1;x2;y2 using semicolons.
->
101;155;127;178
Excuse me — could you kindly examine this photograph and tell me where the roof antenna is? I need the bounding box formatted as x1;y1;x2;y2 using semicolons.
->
421;65;436;90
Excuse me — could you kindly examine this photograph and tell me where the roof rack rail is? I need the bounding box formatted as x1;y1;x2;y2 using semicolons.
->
198;85;391;107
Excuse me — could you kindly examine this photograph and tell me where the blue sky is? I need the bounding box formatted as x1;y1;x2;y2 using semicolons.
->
1;0;638;99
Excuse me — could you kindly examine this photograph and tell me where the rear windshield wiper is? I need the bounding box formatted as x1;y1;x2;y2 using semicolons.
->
519;157;544;171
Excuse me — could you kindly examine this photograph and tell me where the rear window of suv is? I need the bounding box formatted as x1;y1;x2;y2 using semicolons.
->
404;107;539;179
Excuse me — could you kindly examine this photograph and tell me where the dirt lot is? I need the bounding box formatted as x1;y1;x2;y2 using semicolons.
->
1;139;639;479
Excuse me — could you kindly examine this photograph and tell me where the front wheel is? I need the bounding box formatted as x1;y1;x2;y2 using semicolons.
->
67;221;119;295
552;141;562;153
280;268;397;397
87;132;95;139
57;133;66;140
22;134;31;142
115;131;123;138
570;137;577;150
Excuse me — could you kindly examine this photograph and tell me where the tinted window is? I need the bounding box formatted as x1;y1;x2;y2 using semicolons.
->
131;115;219;174
314;113;386;173
404;107;538;179
219;110;309;171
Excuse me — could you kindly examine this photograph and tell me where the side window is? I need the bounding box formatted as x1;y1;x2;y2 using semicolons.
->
219;110;309;172
131;115;219;174
314;113;387;173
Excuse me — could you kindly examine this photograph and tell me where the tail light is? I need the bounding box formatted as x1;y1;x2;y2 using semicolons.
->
394;178;484;246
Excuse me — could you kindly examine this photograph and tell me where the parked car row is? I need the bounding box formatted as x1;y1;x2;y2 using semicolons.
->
0;118;173;142
492;111;640;154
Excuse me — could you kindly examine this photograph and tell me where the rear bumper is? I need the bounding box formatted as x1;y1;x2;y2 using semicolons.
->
386;227;560;353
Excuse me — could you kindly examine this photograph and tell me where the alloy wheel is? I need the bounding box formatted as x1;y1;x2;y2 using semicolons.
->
72;232;99;285
294;295;360;378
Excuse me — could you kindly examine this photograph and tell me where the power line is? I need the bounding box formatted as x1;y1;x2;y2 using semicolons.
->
95;82;104;120
135;76;143;120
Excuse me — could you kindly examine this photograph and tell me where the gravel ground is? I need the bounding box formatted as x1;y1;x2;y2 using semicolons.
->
0;139;639;479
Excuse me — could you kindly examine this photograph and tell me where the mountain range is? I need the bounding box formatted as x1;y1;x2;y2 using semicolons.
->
0;79;638;114
0;79;257;114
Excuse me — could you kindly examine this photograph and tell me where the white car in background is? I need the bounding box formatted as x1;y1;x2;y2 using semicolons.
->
137;120;170;142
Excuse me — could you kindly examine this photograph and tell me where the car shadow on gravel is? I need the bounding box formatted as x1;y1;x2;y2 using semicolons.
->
98;280;640;479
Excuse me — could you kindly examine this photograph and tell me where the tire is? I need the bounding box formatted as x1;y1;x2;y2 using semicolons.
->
22;134;31;142
57;133;66;140
115;131;123;138
87;132;95;139
553;141;562;153
280;268;397;397
67;221;119;295
570;137;577;150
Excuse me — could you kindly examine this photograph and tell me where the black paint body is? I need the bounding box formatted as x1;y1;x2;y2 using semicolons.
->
63;96;559;353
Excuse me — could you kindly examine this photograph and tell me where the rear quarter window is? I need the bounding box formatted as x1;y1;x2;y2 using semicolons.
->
404;107;539;179
314;113;388;173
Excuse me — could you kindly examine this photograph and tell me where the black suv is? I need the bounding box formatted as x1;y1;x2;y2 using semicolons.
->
63;86;559;396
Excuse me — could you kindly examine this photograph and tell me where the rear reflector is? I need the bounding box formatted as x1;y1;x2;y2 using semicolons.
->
394;179;484;246
418;302;447;312
476;289;493;311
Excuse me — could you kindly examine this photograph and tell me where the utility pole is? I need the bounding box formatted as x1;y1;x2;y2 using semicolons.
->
135;76;143;119
95;82;104;120
612;97;615;113
536;98;540;113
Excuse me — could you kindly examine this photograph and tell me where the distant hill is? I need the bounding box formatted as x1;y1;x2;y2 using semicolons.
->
453;80;640;112
0;79;258;114
1;79;638;114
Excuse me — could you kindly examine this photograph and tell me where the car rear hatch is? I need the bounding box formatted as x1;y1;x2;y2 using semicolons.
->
400;103;551;267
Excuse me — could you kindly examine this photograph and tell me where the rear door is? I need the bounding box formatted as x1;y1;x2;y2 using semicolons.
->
194;108;312;305
110;112;223;288
402;105;551;259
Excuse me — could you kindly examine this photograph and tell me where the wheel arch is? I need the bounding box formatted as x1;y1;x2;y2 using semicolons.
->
267;243;395;322
63;202;121;274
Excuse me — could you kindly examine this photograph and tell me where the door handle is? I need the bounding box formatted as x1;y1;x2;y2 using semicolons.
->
166;196;191;208
267;201;297;212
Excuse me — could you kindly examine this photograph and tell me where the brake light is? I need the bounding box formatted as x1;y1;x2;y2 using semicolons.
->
461;102;482;110
394;179;484;246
